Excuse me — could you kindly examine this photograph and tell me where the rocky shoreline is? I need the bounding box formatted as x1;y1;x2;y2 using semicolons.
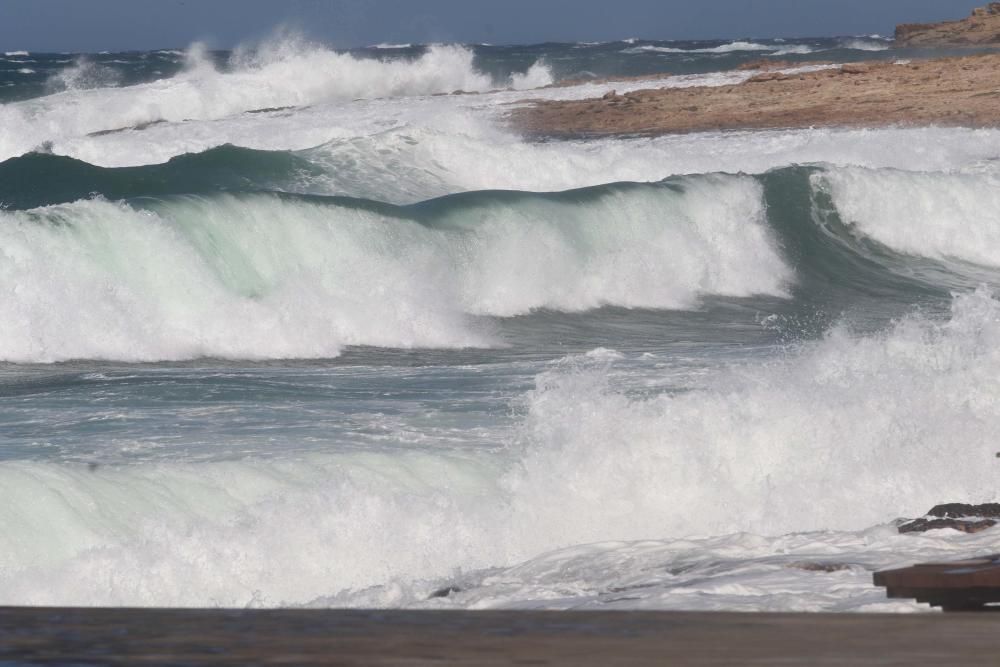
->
896;2;1000;47
512;52;1000;138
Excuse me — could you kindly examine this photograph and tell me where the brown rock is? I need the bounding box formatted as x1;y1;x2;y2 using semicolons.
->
510;53;1000;138
896;3;1000;46
841;64;870;74
737;59;796;71
601;90;617;100
973;2;1000;18
747;72;788;83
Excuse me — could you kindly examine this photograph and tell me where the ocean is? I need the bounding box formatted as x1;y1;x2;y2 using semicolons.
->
1;34;999;611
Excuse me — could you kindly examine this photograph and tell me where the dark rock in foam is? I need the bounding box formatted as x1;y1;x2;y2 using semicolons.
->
898;503;1000;534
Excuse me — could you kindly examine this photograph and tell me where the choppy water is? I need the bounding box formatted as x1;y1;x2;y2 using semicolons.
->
2;35;999;611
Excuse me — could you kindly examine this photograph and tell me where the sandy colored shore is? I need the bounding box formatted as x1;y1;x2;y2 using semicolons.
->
4;607;1000;665
896;3;1000;46
512;53;1000;138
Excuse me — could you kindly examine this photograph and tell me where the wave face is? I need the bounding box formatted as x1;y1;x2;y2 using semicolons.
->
4;164;1000;364
0;175;789;362
10;125;1000;208
0;147;327;210
816;167;1000;268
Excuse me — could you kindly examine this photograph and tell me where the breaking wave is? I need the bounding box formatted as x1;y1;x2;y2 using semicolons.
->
5;162;1000;364
816;166;1000;268
0;175;788;362
624;41;776;55
1;288;997;607
838;38;892;51
0;39;552;161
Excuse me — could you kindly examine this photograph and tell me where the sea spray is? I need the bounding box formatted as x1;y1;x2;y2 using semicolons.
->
0;39;551;161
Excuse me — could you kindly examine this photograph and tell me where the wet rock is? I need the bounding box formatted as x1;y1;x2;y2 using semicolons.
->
928;503;1000;519
786;561;854;573
428;586;462;599
602;90;617;100
899;518;997;534
898;503;1000;534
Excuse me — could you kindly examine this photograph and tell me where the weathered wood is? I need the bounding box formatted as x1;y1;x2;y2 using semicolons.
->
875;554;1000;611
4;606;1000;665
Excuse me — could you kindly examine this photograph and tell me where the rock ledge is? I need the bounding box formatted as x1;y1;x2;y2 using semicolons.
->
896;3;1000;47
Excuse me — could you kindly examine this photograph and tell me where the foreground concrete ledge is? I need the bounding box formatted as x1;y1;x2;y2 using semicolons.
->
4;606;1000;665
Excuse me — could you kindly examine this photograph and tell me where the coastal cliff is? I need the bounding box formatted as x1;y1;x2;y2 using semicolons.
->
896;3;1000;46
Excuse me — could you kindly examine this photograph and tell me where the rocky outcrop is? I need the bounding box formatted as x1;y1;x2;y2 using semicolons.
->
512;53;1000;138
896;3;1000;46
898;503;1000;534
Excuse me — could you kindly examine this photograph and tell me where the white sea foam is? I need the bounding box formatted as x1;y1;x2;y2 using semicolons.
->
770;44;815;55
839;38;891;51
816;166;1000;267
325;528;1000;612
1;289;998;607
0;39;552;161
41;81;1000;201
625;41;776;55
622;45;688;54
4;50;29;57
509;60;555;90
291;125;1000;206
0;177;788;362
16;68;34;75
45;56;123;92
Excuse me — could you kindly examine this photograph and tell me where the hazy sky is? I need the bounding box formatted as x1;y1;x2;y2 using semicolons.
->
0;0;983;52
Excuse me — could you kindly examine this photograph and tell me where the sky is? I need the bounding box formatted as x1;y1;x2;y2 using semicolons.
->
0;0;984;52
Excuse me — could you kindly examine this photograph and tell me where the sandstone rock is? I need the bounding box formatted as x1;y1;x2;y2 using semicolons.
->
511;52;1000;139
841;64;870;74
737;59;796;71
896;4;1000;46
602;90;617;100
747;72;788;83
973;2;1000;18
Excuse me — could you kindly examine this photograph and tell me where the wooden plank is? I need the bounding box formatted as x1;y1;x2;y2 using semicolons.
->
3;607;1000;666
